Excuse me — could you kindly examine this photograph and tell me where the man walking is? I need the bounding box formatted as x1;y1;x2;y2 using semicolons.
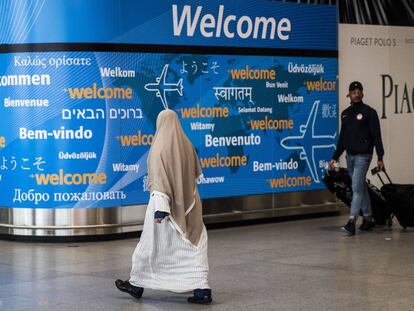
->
329;81;385;235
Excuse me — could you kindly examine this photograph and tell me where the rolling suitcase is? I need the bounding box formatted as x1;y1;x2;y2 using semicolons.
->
323;167;393;226
372;167;414;229
366;179;393;226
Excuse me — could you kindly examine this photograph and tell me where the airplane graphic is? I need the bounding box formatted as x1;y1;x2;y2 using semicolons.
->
144;64;184;109
280;100;337;183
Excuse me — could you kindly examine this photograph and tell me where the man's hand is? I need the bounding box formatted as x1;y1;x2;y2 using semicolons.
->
328;159;337;170
377;160;385;171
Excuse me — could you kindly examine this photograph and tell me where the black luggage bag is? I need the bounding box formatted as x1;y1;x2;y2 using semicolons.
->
323;167;393;226
323;168;352;207
373;168;414;229
366;180;393;226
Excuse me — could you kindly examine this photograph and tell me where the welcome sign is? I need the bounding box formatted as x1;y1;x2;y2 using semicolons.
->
0;0;338;208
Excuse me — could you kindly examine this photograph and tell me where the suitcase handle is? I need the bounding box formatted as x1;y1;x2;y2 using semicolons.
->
371;167;392;185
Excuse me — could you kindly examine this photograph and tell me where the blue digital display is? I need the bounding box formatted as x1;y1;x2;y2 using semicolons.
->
0;0;337;51
0;0;338;208
0;51;337;208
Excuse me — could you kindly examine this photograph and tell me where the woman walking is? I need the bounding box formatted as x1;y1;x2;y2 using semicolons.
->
115;109;212;304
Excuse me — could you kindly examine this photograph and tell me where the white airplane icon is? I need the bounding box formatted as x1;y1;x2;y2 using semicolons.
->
144;64;184;109
280;100;337;183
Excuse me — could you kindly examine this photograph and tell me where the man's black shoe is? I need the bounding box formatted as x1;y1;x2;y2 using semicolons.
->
188;289;212;304
115;279;143;299
341;220;356;235
359;218;375;231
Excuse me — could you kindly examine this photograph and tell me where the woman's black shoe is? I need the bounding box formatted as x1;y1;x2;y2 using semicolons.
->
187;288;212;304
115;279;144;299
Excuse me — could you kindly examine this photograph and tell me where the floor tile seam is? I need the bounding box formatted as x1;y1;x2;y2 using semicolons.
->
212;260;414;282
263;261;414;281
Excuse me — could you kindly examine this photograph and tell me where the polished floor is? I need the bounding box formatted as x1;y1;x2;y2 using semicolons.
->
1;215;413;311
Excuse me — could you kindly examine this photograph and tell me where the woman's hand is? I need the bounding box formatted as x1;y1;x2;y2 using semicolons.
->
154;211;169;223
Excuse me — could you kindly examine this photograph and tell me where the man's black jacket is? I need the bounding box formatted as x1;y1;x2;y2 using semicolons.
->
332;102;384;161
